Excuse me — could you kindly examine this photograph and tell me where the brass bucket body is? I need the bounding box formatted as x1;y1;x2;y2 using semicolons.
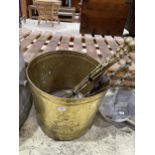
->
26;51;105;140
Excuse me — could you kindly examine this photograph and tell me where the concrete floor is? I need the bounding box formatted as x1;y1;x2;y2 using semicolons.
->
19;20;134;155
20;105;134;155
21;19;80;35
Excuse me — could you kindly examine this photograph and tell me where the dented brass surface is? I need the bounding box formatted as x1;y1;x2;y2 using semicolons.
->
26;51;106;140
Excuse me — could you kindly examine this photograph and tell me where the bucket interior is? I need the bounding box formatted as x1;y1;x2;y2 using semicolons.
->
27;51;100;96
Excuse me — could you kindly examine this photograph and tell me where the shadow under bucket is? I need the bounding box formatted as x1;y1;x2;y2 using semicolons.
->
26;50;106;140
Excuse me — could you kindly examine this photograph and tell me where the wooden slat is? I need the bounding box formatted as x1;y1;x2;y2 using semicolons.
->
26;32;51;54
23;52;36;64
128;53;135;62
19;29;32;40
84;34;99;61
73;35;83;52
110;79;135;88
19;30;135;75
108;60;135;73
119;59;126;66
43;34;61;52
104;35;119;52
20;31;41;52
59;35;71;50
114;36;124;45
95;35;112;61
108;63;121;72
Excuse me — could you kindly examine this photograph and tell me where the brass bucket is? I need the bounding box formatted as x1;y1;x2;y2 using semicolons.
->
26;50;106;140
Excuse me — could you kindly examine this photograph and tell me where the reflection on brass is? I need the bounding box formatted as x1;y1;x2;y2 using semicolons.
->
26;51;106;140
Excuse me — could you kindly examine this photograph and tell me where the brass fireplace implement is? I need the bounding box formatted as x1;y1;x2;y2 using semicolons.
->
64;37;135;98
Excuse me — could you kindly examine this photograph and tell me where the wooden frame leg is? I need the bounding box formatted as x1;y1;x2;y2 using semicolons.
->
23;16;26;23
28;6;32;19
57;18;60;24
72;12;75;22
38;18;40;25
51;21;54;27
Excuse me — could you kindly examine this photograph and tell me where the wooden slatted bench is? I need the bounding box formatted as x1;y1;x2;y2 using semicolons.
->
19;29;135;87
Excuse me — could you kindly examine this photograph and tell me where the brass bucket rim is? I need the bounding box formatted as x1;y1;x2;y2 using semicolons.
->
26;50;105;105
